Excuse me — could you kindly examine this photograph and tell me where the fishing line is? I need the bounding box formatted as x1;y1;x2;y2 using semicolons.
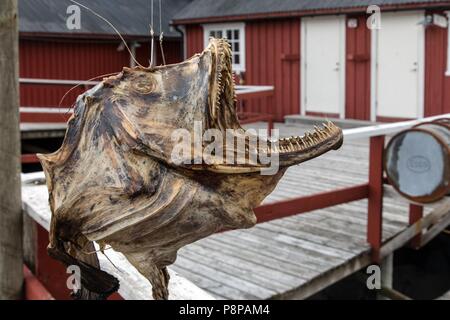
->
149;0;155;67
68;0;143;68
159;0;166;65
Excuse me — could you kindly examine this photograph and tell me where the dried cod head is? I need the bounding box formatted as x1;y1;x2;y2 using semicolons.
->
38;38;343;299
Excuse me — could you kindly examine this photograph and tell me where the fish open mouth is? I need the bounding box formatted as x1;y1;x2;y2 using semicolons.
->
207;38;240;131
202;38;344;172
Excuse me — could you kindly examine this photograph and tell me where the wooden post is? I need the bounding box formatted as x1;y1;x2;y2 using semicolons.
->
408;204;423;248
378;253;393;300
23;214;37;272
367;136;385;263
0;0;23;299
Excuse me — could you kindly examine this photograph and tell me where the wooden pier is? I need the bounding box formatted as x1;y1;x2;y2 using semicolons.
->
169;122;449;299
21;121;450;300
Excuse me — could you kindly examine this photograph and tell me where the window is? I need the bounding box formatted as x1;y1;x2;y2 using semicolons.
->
203;23;246;72
447;12;450;76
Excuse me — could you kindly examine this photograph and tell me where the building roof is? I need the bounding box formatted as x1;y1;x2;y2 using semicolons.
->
172;0;450;23
19;0;193;38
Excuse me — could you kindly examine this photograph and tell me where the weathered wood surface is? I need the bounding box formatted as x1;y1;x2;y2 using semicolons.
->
170;122;439;300
21;122;447;300
21;172;214;300
0;0;23;299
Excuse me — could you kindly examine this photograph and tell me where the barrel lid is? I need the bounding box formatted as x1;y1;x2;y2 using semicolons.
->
384;127;449;203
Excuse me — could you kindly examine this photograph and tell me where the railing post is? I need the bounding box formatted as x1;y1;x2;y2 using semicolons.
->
367;135;385;263
268;115;274;136
408;204;423;248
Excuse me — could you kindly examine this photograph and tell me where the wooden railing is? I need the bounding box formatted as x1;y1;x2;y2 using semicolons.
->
254;114;450;262
21;170;216;300
21;104;449;297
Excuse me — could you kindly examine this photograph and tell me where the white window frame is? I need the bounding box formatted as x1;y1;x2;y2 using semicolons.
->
446;11;450;76
202;23;246;72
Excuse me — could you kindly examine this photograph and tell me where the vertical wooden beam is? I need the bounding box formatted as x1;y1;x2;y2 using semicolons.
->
378;253;393;300
408;204;423;248
0;0;22;299
381;254;394;288
367;135;385;263
23;214;37;272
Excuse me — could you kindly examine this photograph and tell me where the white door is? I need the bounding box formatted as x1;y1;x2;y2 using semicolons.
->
375;11;425;119
301;16;346;117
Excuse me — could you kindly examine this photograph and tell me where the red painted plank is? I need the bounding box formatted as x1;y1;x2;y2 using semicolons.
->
244;19;300;122
367;136;385;262
34;224;124;300
254;184;369;223
291;19;300;116
21;154;39;164
20;112;71;123
20;39;129;108
345;15;371;120
24;265;54;300
186;25;203;57
409;204;424;248
35;224;74;300
19;38;183;113
424;10;450;116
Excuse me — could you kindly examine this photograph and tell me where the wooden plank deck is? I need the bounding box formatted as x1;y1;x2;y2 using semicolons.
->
169;122;439;300
20;122;448;300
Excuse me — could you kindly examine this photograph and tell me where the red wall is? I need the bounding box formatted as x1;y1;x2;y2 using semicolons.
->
135;39;182;66
186;25;204;58
346;15;371;121
245;19;300;122
425;16;450;116
183;13;450;122
20;38;182;111
184;20;300;122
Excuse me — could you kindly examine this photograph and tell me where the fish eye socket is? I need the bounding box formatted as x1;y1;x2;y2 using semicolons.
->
130;75;156;94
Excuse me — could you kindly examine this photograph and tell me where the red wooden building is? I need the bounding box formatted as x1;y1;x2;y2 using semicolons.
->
172;0;450;122
19;0;189;122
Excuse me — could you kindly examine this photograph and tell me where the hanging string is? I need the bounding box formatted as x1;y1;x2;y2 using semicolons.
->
159;0;166;65
69;240;122;272
68;0;143;68
149;0;155;67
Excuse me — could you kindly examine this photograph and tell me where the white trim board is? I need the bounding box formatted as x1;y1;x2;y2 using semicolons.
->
202;22;246;72
20;78;100;86
338;17;346;119
370;28;378;122
20;107;73;114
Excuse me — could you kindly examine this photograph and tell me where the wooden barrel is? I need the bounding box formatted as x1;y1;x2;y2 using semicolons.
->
384;118;450;203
